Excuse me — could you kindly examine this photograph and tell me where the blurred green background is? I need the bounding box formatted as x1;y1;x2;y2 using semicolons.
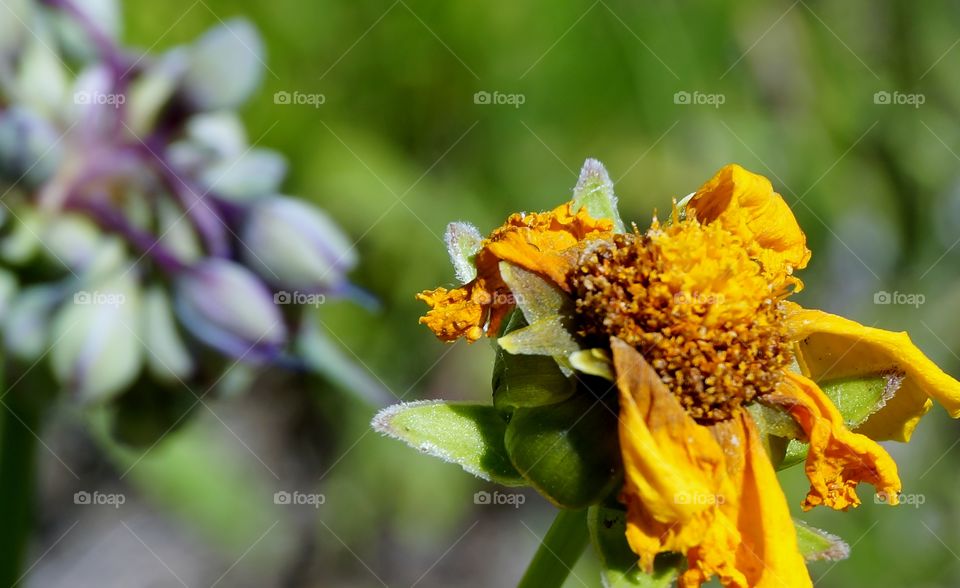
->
27;0;960;586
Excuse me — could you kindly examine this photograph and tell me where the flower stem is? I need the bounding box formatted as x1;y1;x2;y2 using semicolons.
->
0;358;43;587
517;508;589;588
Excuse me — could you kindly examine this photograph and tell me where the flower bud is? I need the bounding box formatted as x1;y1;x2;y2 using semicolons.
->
181;19;264;112
142;285;194;382
3;284;58;362
174;259;287;360
0;107;64;188
200;148;287;202
50;274;143;403
50;0;121;62
41;213;104;272
16;33;69;118
242;196;357;292
125;48;188;137
0;207;43;265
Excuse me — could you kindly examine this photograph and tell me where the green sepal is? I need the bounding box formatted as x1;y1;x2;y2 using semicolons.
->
499;261;571;324
505;384;621;509
795;520;850;561
496;263;579;370
572;159;625;233
587;503;684;587
493;310;575;411
445;221;483;283
781;439;810;469
372;401;525;486
493;349;575;412
497;316;579;358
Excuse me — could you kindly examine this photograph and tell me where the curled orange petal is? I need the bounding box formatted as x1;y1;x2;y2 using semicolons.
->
418;202;611;342
688;164;810;291
416;280;493;343
770;372;901;511
486;201;613;288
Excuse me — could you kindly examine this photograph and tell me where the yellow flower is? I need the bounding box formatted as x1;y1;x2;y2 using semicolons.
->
417;201;612;342
417;163;960;587
576;164;960;587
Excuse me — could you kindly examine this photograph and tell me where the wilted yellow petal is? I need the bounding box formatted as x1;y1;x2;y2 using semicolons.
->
684;413;811;588
785;302;959;441
614;339;811;587
688;164;810;291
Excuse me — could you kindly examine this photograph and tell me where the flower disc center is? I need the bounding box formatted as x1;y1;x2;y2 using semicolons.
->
571;223;791;423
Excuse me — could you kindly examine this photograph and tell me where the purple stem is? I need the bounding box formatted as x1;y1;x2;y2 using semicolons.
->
133;139;231;258
66;196;187;274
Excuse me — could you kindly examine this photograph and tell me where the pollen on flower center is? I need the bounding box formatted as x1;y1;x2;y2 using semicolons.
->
570;219;791;423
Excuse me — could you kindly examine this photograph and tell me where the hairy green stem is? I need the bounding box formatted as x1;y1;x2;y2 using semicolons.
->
518;508;589;588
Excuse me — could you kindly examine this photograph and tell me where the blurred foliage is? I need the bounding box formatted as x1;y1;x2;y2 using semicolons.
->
79;0;960;585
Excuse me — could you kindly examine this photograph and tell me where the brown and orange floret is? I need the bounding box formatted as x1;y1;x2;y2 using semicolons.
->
417;201;613;342
416;163;960;588
571;220;792;423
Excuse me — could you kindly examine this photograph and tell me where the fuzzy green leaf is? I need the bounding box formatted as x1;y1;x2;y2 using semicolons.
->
795;520;850;561
572;159;625;233
372;401;524;486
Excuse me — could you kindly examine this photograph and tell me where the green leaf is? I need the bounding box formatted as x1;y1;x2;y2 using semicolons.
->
445;221;483;282
505;388;621;508
588;504;684;587
372;401;524;486
795;520;850;561
572;159;625;233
